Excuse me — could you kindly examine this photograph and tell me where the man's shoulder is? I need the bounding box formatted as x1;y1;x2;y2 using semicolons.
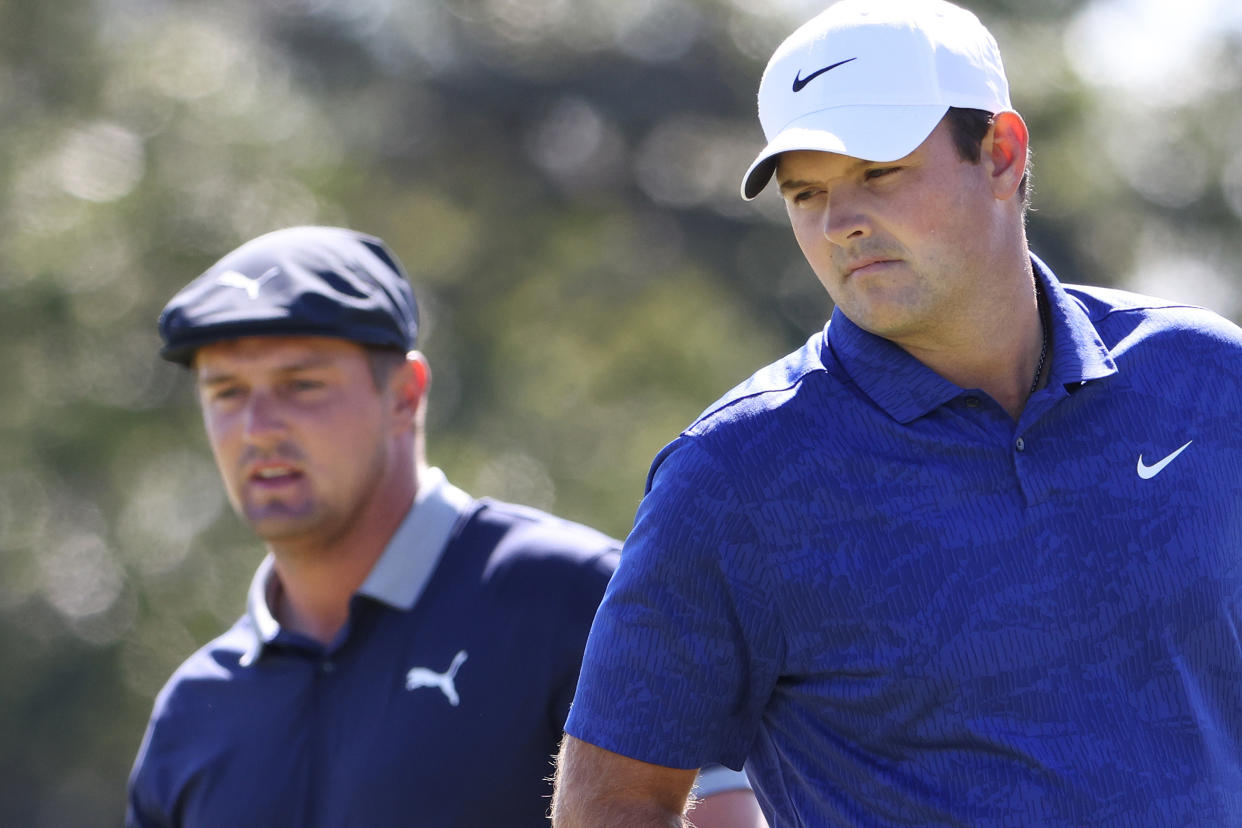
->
142;617;255;726
623;329;850;495
438;501;620;639
128;623;254;828
1066;282;1242;345
685;329;838;438
455;499;620;578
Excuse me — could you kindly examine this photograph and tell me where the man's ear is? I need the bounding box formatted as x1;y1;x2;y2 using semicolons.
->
392;350;430;421
984;110;1029;201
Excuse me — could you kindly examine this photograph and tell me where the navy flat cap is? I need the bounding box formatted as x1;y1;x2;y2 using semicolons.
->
158;226;419;366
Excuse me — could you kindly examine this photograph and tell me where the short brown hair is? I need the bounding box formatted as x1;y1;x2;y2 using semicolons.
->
365;347;408;390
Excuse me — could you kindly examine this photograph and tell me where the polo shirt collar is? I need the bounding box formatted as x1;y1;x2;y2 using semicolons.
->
239;467;474;666
825;253;1116;424
825;311;960;425
1033;253;1117;388
357;467;474;609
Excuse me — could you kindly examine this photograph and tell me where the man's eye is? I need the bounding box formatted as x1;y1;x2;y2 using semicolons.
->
865;167;899;180
289;379;324;392
212;386;244;400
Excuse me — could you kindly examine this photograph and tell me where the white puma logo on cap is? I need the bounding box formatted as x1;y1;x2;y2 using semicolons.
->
216;266;280;299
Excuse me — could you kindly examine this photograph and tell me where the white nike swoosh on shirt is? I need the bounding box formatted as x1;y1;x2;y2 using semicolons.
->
1136;440;1193;480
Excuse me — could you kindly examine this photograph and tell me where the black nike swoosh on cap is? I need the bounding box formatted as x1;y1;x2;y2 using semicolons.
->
792;57;858;92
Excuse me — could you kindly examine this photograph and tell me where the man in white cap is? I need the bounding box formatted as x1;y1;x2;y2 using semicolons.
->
553;1;1242;824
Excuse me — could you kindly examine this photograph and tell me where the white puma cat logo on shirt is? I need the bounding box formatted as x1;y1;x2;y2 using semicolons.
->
405;650;468;706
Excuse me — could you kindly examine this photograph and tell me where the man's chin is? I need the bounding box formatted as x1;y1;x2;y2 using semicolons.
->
242;505;319;542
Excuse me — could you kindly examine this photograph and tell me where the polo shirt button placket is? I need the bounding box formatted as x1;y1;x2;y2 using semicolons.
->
1015;437;1026;452
319;660;336;675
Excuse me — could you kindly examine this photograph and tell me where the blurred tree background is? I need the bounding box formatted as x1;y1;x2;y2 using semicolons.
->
1;0;1240;823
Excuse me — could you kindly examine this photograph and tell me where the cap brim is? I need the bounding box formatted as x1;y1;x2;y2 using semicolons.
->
740;104;949;200
158;321;410;367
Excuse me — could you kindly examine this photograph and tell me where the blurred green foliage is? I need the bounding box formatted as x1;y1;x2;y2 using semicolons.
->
2;0;1241;823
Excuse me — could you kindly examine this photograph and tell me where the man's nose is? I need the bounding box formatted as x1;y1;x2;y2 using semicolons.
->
241;391;287;446
822;196;871;247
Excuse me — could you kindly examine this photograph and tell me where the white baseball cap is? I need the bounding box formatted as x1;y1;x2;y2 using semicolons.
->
740;0;1011;200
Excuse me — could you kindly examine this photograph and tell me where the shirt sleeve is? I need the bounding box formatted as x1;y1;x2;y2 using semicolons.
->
126;790;168;828
565;438;782;771
549;545;621;731
126;713;173;828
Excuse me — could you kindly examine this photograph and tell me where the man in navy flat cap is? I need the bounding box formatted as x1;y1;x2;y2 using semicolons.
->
124;226;763;826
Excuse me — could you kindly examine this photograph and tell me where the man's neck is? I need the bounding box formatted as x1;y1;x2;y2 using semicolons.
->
267;471;421;646
269;548;379;646
899;252;1041;421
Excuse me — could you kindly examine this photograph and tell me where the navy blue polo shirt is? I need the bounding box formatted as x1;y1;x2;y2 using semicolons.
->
128;469;619;827
567;256;1242;825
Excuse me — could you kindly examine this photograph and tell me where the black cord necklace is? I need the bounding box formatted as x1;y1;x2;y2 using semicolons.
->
1029;279;1049;396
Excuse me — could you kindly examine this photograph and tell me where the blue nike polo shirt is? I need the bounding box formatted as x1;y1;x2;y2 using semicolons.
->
567;256;1242;825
